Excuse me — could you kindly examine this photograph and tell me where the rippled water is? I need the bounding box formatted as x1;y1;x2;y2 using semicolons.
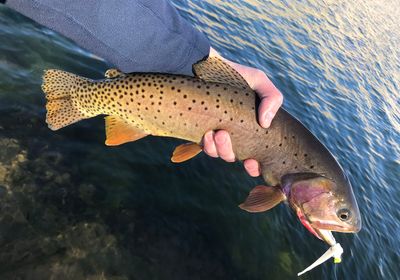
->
0;1;399;279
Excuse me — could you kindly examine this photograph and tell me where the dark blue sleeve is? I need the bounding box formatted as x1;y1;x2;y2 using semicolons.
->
5;0;210;75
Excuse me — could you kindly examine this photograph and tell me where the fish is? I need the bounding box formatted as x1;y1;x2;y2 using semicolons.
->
41;57;361;246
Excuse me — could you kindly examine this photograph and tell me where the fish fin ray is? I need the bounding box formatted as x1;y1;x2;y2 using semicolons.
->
105;116;148;146
42;69;88;130
239;185;285;213
193;57;251;90
105;68;125;79
171;143;202;163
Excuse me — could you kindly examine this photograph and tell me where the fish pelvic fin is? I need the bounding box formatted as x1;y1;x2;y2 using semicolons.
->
239;185;285;213
105;116;148;146
42;69;89;131
171;143;202;163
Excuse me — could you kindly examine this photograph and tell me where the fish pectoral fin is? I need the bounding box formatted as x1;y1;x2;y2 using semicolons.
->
104;68;125;79
171;143;202;163
193;57;251;90
105;116;148;146
239;185;285;213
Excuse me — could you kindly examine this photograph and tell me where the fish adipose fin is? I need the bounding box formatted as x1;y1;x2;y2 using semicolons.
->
171;143;202;163
239;185;285;212
104;68;125;79
42;69;87;130
193;57;251;90
105;116;148;146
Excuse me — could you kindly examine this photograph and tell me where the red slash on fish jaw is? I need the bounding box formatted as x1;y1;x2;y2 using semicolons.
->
296;208;321;239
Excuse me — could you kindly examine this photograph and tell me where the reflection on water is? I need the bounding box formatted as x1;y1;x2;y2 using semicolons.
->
0;0;399;279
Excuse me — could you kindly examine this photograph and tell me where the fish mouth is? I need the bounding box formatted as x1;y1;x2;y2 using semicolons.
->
295;208;358;245
309;219;361;233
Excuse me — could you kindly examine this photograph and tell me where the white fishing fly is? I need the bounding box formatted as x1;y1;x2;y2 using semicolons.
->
297;242;343;276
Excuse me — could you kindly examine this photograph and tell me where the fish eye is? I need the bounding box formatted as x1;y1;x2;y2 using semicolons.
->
337;209;351;221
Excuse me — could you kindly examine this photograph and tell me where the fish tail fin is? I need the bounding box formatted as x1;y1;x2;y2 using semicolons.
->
42;69;88;130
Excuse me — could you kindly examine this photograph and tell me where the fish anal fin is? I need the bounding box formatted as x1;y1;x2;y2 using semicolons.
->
105;68;125;79
193;57;251;90
239;185;285;213
171;143;202;163
105;116;148;146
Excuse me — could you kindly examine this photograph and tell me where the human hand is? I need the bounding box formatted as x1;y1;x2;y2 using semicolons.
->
203;47;283;177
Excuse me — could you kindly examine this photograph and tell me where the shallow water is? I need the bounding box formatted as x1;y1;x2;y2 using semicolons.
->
0;1;399;279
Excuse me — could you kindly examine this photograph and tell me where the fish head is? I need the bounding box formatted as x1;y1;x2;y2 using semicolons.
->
282;173;361;244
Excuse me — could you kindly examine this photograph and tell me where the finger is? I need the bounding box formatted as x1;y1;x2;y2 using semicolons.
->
244;159;260;177
214;130;235;162
258;91;282;128
203;131;218;158
254;73;283;128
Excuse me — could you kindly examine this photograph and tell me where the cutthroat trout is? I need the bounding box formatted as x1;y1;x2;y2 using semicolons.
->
41;57;361;245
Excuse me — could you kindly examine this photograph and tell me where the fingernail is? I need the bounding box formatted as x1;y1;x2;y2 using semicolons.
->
205;131;214;141
264;112;274;128
215;133;226;145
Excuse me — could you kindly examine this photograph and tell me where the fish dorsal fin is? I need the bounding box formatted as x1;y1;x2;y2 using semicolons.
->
171;143;202;163
193;57;251;90
104;68;125;79
239;185;285;213
105;116;148;146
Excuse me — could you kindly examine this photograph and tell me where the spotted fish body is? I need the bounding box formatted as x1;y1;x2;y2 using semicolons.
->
42;58;360;236
44;62;338;183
